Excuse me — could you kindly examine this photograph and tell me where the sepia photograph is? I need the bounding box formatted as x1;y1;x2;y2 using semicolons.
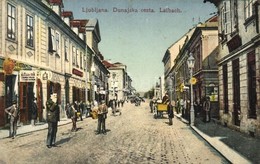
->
0;0;259;163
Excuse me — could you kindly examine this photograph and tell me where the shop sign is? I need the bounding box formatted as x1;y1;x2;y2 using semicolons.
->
3;58;15;75
40;71;52;81
20;70;36;82
72;68;83;77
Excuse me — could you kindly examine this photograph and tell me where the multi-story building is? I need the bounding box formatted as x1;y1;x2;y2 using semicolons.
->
163;15;218;120
205;0;260;137
103;60;132;101
0;0;107;126
85;19;109;104
162;27;195;102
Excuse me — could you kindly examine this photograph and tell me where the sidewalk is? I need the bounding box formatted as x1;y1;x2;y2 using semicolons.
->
175;113;259;164
0;118;71;139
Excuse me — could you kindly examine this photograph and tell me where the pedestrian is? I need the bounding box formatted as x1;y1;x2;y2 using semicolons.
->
96;100;108;135
194;98;201;118
73;101;79;121
70;103;77;132
149;99;154;113
79;101;84;121
167;101;174;125
176;98;180;114
180;98;184;117
121;100;124;107
117;100;120;108
162;93;169;104
85;101;91;117
203;97;211;122
65;102;71;119
31;98;38;126
5;100;19;139
46;93;60;148
111;99;116;115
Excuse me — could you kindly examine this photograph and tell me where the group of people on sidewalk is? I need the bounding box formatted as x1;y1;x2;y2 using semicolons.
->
150;93;212;125
4;91;111;148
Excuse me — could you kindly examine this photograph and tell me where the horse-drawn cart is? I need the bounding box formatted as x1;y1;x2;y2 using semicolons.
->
153;103;168;119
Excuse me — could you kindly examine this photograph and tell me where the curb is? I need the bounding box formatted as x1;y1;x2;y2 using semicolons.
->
175;113;251;164
191;125;251;164
0;119;72;139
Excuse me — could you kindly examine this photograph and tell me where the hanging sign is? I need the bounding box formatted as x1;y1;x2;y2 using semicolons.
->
3;58;15;75
20;70;36;82
40;71;52;81
190;77;197;85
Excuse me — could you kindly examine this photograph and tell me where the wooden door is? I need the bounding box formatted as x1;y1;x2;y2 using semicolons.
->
37;79;43;121
232;59;241;126
19;82;34;124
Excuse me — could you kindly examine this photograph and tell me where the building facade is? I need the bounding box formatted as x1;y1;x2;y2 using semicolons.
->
0;0;104;126
205;0;260;137
162;15;219;120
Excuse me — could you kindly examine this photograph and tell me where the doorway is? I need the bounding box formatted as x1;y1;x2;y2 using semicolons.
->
232;59;241;126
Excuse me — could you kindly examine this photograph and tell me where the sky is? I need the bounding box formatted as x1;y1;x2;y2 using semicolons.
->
63;0;217;92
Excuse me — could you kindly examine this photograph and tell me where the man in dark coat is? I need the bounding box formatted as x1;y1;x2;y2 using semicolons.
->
162;93;169;104
167;102;174;125
5;100;19;139
31;98;38;126
46;93;60;148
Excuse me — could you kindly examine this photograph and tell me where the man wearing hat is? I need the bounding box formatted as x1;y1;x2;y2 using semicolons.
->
96;100;108;134
5;100;19;139
46;93;60;148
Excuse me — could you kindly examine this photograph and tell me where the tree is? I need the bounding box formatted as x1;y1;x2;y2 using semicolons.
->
144;87;155;99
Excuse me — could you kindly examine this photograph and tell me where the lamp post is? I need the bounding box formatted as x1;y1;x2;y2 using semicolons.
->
91;63;95;104
85;55;88;103
112;72;116;100
168;73;173;104
187;53;195;126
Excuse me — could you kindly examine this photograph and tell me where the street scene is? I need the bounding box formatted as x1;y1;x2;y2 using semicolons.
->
0;0;260;163
0;102;229;164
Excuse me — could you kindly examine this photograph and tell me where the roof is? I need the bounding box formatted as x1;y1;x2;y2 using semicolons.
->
102;60;114;68
61;11;73;19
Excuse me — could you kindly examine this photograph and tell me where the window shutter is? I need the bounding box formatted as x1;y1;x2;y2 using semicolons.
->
225;1;231;35
48;27;53;52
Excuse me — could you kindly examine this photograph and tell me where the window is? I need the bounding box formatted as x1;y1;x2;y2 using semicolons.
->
245;0;254;19
80;52;83;69
48;27;56;53
223;64;228;113
247;51;257;119
7;3;16;40
222;1;231;35
231;0;239;34
72;46;76;65
55;32;60;55
65;39;68;61
76;49;79;67
84;55;86;70
26;15;34;47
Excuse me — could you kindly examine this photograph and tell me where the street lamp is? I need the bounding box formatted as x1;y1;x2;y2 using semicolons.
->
112;72;116;99
91;63;95;104
187;53;195;126
167;73;173;105
85;54;88;103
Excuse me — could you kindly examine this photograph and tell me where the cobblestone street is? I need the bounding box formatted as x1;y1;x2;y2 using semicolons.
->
0;102;228;164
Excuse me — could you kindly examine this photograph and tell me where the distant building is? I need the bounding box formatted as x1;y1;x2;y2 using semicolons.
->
103;60;133;101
